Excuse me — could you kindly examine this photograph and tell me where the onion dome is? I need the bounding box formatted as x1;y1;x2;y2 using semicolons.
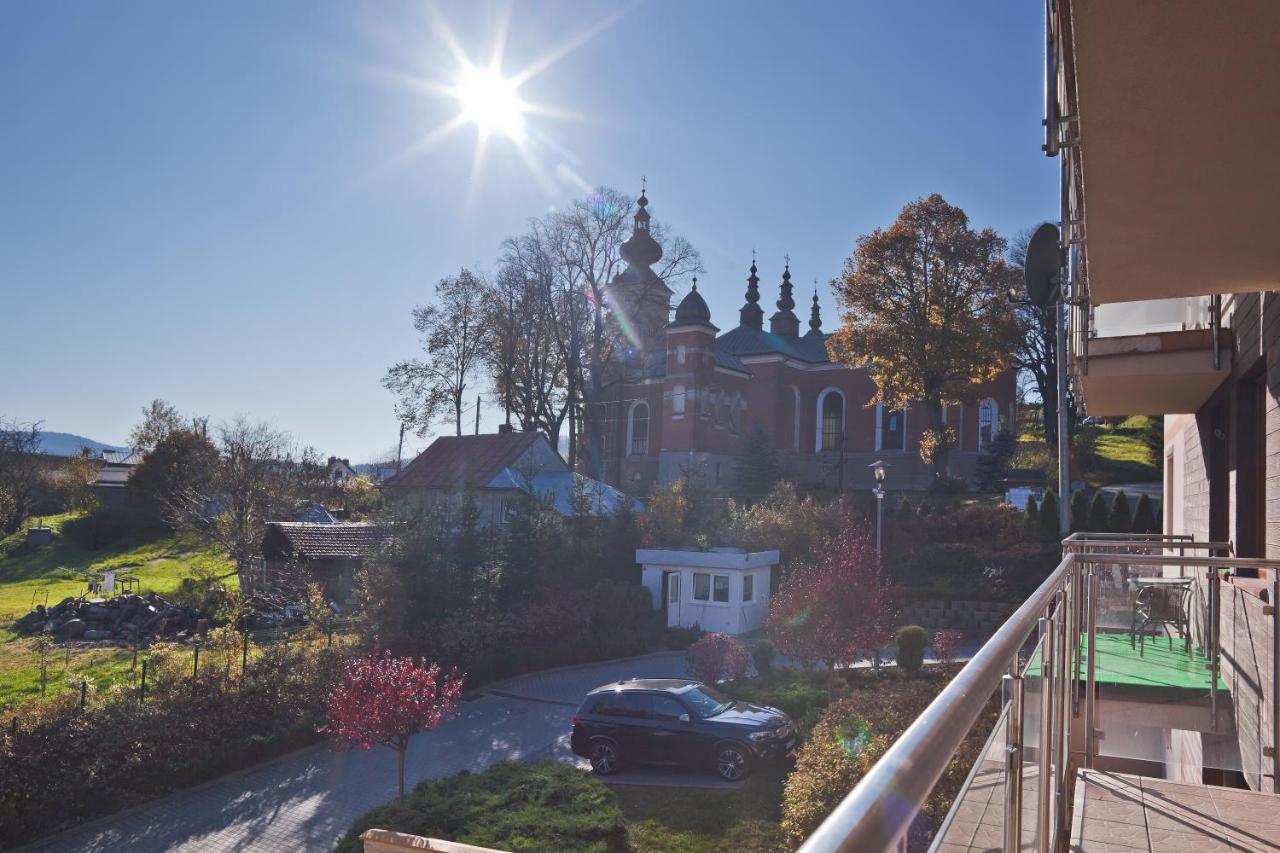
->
619;189;663;269
808;284;823;334
769;258;801;338
739;258;764;330
673;276;712;325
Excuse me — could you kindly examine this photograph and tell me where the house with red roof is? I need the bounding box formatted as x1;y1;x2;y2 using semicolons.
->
382;428;639;527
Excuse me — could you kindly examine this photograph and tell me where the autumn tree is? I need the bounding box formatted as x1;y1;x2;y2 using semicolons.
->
128;429;219;526
829;194;1020;481
765;522;903;694
129;399;186;452
384;269;491;438
0;418;45;535
324;648;464;801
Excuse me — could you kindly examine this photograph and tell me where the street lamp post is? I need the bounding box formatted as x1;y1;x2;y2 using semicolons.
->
870;460;889;555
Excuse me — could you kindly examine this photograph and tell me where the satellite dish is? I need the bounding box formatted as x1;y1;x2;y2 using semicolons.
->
1024;222;1062;308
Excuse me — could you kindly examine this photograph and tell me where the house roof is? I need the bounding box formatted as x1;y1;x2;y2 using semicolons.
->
383;431;543;490
262;522;394;560
101;449;143;466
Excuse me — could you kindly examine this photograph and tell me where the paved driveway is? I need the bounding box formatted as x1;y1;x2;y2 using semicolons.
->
21;652;689;853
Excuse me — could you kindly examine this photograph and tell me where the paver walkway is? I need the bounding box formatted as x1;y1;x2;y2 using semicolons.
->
20;652;689;853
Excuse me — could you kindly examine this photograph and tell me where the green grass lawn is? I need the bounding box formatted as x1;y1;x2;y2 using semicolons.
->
0;515;233;709
612;766;787;853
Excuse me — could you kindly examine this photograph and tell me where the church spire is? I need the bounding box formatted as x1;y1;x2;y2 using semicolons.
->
738;252;764;330
808;281;823;335
769;256;800;338
619;182;662;269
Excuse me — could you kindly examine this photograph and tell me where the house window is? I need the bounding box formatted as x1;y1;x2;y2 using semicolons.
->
629;402;649;455
713;575;730;603
820;390;845;451
693;572;711;601
672;384;686;416
742;574;754;603
877;403;906;451
978;399;998;449
677;344;687;365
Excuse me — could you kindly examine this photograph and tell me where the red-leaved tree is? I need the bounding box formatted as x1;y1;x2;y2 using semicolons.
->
933;629;963;666
686;633;750;684
324;649;465;801
766;522;903;695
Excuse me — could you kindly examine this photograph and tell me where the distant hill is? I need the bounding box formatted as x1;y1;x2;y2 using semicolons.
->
34;432;129;458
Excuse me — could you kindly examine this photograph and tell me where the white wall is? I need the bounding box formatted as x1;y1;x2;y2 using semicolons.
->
640;564;772;636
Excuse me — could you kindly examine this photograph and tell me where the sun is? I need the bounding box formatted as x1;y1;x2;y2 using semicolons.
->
450;64;526;140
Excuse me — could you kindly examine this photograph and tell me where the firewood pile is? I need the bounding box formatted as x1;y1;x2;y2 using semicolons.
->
11;593;200;643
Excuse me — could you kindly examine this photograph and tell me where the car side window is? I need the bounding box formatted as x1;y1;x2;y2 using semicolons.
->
618;693;653;719
649;695;687;722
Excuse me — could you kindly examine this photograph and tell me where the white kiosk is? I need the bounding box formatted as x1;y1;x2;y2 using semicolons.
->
637;547;781;636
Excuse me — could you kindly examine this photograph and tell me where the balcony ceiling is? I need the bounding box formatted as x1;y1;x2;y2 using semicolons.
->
1073;1;1280;305
1078;329;1230;416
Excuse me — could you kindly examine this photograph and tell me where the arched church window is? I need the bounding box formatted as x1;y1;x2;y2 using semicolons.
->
978;399;998;449
672;384;686;416
820;391;845;451
629;401;649;455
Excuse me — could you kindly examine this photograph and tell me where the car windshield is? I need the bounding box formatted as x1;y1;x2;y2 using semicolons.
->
681;685;733;718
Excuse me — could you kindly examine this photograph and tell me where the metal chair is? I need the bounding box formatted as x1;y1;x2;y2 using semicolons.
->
1130;584;1191;656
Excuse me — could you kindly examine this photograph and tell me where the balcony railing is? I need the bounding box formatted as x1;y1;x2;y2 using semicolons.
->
799;534;1280;853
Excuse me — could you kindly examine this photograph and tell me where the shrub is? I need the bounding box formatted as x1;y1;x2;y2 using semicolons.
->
752;639;777;676
895;625;927;673
1132;493;1158;534
420;582;660;687
61;506;145;550
781;713;888;844
0;627;347;845
1024;494;1039;525
933;629;963;665
723;668;829;723
1070;490;1089;532
662;624;704;650
1108;489;1132;533
1038;489;1060;539
686;633;750;684
1087;492;1109;532
335;762;627;853
916;500;932;520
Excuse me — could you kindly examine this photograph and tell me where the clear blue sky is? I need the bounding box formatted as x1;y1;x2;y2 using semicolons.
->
1;1;1054;461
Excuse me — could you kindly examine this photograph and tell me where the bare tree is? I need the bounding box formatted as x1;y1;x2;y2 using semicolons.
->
129;399;185;452
384;269;491;438
0;418;45;535
167;417;298;587
1007;227;1077;444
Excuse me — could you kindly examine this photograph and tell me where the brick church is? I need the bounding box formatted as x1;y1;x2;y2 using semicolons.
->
582;191;1017;495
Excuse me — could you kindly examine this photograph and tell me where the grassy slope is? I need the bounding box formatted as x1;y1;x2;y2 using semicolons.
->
614;766;787;853
0;515;233;709
1016;411;1159;488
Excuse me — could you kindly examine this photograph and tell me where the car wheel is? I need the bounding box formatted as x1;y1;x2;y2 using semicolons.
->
715;743;751;782
589;738;621;776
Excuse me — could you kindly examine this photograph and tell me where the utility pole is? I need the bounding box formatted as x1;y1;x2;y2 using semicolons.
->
475;395;481;435
395;422;405;474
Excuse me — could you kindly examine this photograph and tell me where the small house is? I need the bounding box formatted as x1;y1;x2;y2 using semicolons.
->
259;522;395;602
382;429;640;527
637;547;780;636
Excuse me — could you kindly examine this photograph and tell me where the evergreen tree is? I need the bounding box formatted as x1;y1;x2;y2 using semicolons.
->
917;500;932;520
1024;494;1039;525
975;428;1017;492
1087;492;1109;532
897;496;915;524
735;429;782;505
1132;493;1158;535
1070;490;1089;532
1108;489;1132;533
1038;489;1060;539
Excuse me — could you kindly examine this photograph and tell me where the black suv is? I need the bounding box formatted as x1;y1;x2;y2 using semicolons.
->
570;678;796;782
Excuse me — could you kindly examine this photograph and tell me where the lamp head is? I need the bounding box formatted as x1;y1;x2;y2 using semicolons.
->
869;460;889;482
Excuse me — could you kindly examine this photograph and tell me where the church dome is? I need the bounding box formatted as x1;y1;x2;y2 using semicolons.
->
673;280;712;325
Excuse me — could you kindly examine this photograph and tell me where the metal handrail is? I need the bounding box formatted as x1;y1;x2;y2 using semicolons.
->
801;545;1280;853
1063;532;1193;541
798;552;1078;852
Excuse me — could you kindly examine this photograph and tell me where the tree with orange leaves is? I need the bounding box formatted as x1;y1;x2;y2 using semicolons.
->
827;194;1019;482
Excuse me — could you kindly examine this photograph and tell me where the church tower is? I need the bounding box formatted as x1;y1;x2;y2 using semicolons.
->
769;260;800;338
605;187;674;368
